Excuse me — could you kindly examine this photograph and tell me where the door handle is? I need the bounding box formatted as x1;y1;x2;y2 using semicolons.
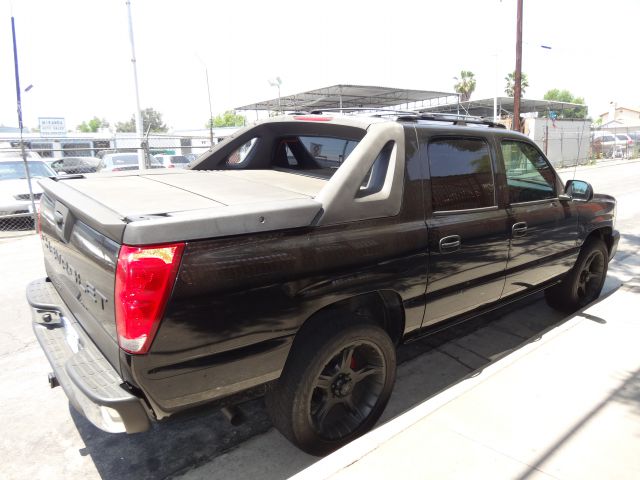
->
512;221;528;237
439;235;461;253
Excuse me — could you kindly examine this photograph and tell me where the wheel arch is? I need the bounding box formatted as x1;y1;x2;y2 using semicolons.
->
292;290;406;352
585;226;614;254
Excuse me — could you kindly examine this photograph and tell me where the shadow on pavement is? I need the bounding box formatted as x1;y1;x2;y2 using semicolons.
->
73;293;569;480
514;365;640;480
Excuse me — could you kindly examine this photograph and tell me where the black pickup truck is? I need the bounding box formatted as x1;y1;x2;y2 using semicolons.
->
28;113;618;455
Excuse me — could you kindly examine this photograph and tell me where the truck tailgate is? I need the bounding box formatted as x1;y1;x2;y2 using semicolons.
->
38;192;122;369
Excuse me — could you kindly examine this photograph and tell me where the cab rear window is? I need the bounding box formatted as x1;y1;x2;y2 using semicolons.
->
273;136;360;179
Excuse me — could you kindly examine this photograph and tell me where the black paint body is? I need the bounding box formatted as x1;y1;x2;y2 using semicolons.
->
38;122;618;420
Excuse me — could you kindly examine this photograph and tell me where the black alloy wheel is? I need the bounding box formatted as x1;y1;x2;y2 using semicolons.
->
545;237;609;312
574;249;605;304
310;341;386;441
266;320;396;456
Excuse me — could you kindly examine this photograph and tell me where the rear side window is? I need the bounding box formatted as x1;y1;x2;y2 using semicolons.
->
226;138;258;166
427;138;495;211
501;140;556;203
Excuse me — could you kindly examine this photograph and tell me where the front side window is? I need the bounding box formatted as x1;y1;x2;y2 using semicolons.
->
427;137;495;211
501;140;556;203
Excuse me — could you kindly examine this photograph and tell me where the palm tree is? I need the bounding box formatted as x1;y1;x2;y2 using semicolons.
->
453;70;476;102
505;71;529;97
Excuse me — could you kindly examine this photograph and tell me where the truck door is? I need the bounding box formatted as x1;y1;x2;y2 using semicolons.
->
499;139;579;296
421;136;510;327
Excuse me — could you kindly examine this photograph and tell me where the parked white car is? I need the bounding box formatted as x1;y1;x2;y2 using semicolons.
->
0;158;55;223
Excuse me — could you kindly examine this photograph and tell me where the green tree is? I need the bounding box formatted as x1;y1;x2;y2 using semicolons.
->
453;70;477;102
206;110;246;128
77;117;109;133
542;89;588;119
116;108;168;133
504;71;529;97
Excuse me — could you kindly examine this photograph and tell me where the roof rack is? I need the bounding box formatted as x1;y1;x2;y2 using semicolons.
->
309;107;418;116
397;112;506;129
302;108;506;129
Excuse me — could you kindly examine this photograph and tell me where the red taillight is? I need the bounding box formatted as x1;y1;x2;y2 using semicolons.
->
115;242;185;354
168;164;175;168
112;168;122;172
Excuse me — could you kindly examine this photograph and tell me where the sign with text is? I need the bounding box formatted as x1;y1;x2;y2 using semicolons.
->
39;117;66;137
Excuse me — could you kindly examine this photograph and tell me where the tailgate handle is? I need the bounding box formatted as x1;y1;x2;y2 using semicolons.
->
54;210;64;227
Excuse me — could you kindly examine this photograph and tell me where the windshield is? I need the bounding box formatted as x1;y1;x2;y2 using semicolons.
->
0;151;41;159
0;161;55;180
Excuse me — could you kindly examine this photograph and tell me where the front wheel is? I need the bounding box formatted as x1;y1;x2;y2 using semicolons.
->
266;320;396;456
545;238;608;313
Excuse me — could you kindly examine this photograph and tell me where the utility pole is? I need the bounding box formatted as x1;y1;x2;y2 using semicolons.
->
11;16;38;228
126;0;145;170
513;0;523;131
205;67;214;147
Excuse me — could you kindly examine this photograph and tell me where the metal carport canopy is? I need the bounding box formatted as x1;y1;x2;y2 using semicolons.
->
235;84;457;111
418;96;587;117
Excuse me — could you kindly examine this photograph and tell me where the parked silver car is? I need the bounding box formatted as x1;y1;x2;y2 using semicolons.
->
591;133;632;158
97;153;163;172
154;154;191;169
47;156;100;175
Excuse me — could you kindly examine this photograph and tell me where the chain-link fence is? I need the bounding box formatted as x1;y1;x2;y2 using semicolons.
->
0;145;41;234
0;136;215;234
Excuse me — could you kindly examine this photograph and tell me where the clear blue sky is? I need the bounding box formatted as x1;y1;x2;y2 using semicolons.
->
1;0;638;130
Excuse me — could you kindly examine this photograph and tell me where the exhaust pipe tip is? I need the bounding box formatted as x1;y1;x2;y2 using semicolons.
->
48;372;59;389
220;405;244;426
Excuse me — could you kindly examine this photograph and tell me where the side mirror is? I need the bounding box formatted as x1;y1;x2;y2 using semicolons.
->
564;179;593;202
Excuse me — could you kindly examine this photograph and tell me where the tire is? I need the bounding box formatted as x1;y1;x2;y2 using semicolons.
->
545;237;608;313
266;318;396;456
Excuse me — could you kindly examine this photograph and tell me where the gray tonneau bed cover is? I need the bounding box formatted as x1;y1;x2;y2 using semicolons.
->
39;169;325;245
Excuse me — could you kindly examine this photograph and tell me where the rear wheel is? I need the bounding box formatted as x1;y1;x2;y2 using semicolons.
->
545;238;608;313
266;319;396;456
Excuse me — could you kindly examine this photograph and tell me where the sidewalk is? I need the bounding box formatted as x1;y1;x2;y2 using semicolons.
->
296;280;640;480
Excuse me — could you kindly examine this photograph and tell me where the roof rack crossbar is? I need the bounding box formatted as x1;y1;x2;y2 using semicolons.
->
301;109;506;128
397;112;506;129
